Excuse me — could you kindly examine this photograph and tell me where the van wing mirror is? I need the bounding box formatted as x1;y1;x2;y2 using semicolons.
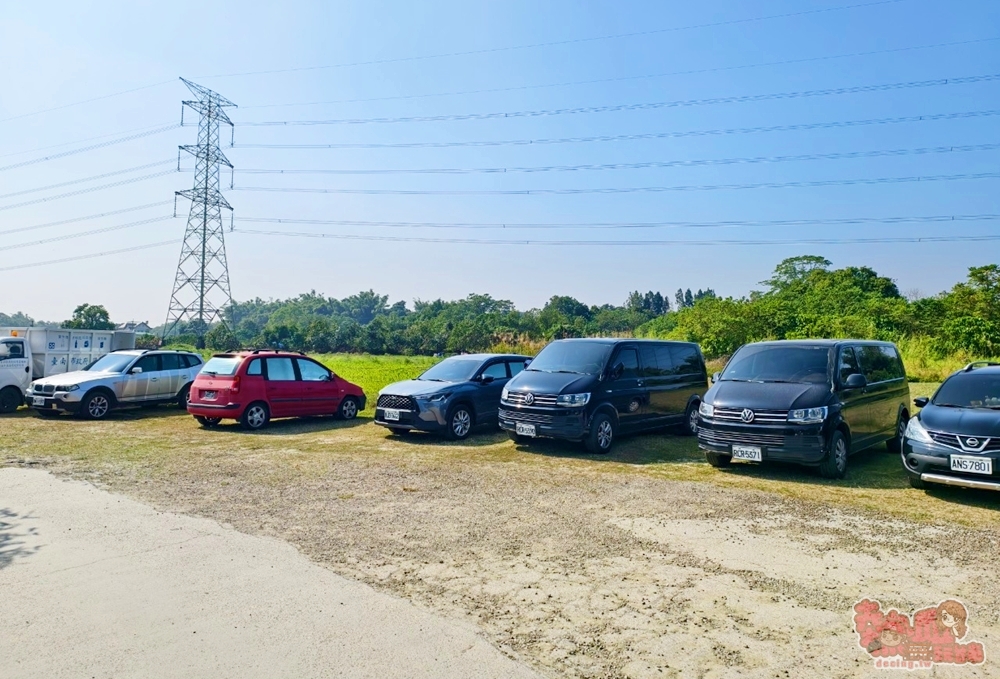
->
711;372;721;383
913;396;929;408
844;373;866;390
610;361;624;380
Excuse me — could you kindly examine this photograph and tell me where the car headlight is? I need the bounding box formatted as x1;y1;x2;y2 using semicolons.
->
904;416;933;443
56;385;80;392
556;393;590;407
501;387;509;402
787;406;828;424
417;393;449;403
699;402;715;418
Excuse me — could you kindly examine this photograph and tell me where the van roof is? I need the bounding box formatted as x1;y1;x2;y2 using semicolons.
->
551;338;700;348
745;339;897;348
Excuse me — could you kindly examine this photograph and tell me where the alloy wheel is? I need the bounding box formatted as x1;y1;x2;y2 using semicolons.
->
341;398;358;419
452;409;471;438
247;406;267;429
597;419;614;450
835;437;848;472
88;395;110;419
688;408;699;434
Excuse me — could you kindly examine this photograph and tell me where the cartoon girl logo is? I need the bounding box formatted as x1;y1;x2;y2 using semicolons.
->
935;600;969;640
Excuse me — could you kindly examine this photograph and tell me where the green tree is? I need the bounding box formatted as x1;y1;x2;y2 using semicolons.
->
62;303;115;330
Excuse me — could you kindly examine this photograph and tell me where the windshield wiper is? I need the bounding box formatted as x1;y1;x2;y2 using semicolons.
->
419;377;446;382
933;403;964;408
551;370;585;375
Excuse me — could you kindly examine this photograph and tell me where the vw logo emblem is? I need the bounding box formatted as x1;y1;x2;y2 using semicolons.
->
966;438;980;448
740;408;755;423
523;393;535;406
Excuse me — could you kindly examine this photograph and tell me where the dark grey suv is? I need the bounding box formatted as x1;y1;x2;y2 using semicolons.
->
374;353;531;440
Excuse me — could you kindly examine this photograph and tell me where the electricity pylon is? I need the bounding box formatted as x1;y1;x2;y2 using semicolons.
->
162;78;236;346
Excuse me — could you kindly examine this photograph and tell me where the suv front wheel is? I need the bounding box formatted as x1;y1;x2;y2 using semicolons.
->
584;412;615;454
819;430;849;479
81;391;113;420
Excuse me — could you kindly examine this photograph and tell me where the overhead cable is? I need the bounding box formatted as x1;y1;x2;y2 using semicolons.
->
238;74;1000;125
236;214;1000;231
203;0;906;80
232;171;1000;196
0;240;180;272
236;142;1000;176
0;124;180;173
0;216;176;252
0;80;175;124
0;170;177;211
0;201;174;237
235;109;1000;150
0;121;178;159
0;159;176;200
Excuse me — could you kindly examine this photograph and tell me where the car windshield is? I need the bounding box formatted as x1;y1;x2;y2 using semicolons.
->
526;341;611;375
720;345;831;384
418;357;483;382
933;373;1000;408
201;356;243;376
84;353;138;373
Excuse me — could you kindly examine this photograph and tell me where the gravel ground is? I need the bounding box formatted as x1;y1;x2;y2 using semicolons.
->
10;428;998;679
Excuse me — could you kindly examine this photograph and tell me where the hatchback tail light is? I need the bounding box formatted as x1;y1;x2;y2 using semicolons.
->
231;376;241;394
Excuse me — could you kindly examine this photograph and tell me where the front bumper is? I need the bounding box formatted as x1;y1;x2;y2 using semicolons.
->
498;405;588;441
697;419;828;464
902;439;1000;491
373;397;447;432
24;391;83;413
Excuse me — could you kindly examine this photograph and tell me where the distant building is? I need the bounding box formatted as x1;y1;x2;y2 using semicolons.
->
118;321;152;334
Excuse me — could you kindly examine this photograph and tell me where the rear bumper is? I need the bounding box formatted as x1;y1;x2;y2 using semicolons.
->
697;420;828;464
498;406;588;441
188;402;242;418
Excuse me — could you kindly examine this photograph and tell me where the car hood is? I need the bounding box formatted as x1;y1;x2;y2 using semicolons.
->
918;405;1000;437
380;379;462;397
33;371;117;387
505;370;598;395
706;380;832;410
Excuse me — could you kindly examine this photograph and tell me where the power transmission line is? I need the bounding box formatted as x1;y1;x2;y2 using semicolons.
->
202;0;907;80
0;121;178;159
0;80;176;124
0;201;173;237
0;216;176;252
0;159;175;200
235;109;1000;150
233;229;1000;246
236;213;1000;231
0;170;177;212
0;124;179;172
0;240;179;272
237;35;1000;110
235;142;1000;176
232;171;1000;197
238;74;1000;126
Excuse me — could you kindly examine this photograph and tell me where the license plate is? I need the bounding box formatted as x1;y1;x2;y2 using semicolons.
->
202;390;217;400
383;408;400;421
950;455;993;475
515;423;536;437
731;445;763;462
32;396;45;407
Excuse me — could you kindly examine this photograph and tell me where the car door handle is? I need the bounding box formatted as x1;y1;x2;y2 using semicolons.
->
150;377;158;382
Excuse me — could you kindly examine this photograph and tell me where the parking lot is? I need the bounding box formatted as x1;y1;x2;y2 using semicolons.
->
2;392;998;678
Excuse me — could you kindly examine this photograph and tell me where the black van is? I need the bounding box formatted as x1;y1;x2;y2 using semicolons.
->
499;338;708;453
697;340;909;478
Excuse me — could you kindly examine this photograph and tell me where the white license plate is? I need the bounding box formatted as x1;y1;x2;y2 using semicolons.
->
32;396;45;407
383;408;400;421
515;423;537;437
202;390;217;400
950;455;993;475
731;445;763;462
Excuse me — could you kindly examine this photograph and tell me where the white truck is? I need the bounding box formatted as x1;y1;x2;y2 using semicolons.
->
0;327;135;413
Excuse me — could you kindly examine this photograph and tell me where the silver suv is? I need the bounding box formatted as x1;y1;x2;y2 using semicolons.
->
25;350;203;420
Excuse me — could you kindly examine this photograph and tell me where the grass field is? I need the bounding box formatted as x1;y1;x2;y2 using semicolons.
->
2;351;996;527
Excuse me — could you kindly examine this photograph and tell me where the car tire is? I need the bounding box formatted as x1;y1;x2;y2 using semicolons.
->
80;391;113;421
338;396;359;420
886;412;907;453
584;412;615;454
819;430;849;479
241;402;270;431
681;401;700;436
177;384;192;409
705;451;731;467
0;386;22;414
445;403;474;441
195;415;221;428
907;472;926;489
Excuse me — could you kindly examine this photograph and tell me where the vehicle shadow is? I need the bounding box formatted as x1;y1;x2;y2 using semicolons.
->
380;426;512;448
0;507;41;570
511;427;702;465
200;414;369;436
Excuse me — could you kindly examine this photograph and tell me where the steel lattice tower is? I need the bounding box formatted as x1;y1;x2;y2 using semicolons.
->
162;78;236;345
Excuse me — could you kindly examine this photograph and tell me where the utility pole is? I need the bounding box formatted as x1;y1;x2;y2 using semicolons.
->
162;78;236;348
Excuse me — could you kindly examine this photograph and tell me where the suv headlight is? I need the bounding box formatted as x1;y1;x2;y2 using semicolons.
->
904;416;933;443
501;387;509;402
556;393;590;407
417;393;449;403
699;402;715;418
788;407;827;424
56;384;80;392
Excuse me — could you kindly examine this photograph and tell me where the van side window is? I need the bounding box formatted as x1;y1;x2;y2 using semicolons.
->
640;345;661;377
669;345;703;376
246;359;262;376
857;345;901;383
838;347;861;384
614;348;640;380
507;361;526;376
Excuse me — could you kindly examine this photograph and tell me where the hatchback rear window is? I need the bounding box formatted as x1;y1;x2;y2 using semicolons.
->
201;356;243;376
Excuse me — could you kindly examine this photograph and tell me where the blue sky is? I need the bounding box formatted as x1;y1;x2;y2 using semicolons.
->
1;0;998;323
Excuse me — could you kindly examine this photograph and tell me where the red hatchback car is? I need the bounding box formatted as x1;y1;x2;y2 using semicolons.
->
187;350;366;430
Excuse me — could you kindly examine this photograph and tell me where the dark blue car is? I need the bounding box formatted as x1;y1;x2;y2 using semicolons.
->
374;353;531;440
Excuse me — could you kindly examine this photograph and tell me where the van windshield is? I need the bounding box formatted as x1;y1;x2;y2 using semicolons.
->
720;345;831;384
526;341;612;376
